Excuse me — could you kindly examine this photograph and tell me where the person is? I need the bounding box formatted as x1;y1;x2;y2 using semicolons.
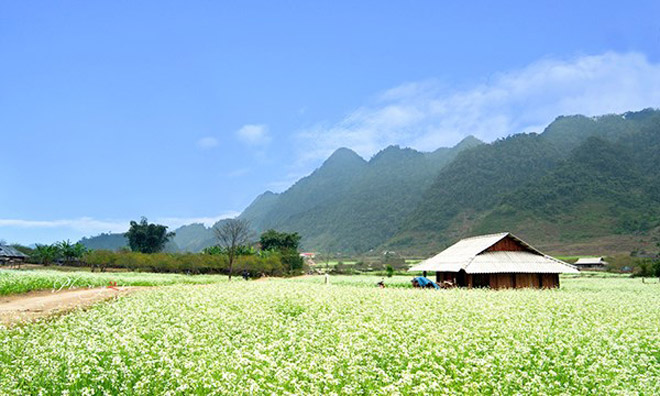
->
376;279;386;288
241;270;250;281
324;272;330;285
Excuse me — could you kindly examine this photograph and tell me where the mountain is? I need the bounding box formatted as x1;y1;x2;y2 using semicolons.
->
77;109;660;256
391;108;660;255
79;225;206;252
239;136;484;252
79;233;128;251
170;223;214;252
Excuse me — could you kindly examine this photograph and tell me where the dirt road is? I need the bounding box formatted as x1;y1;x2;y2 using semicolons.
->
0;287;144;326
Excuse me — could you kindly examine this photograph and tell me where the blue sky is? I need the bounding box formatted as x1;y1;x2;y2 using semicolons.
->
2;1;660;244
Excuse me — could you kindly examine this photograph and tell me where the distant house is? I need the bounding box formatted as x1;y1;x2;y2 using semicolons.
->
408;232;578;289
0;244;29;266
574;257;607;270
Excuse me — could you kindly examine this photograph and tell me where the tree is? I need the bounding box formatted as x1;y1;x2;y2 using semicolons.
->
125;217;175;254
213;219;252;281
259;229;303;275
33;244;60;266
57;240;87;265
259;229;301;251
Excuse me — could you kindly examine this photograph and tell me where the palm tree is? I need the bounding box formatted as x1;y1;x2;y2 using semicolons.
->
33;244;60;266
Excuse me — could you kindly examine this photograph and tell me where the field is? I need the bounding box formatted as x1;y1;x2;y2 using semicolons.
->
0;269;227;296
0;275;658;394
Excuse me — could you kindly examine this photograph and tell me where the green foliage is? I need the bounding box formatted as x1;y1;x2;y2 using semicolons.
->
259;230;303;275
79;250;296;277
125;217;175;253
259;229;301;251
202;245;255;256
385;265;394;277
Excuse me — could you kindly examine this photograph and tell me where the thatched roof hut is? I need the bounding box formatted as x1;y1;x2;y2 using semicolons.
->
409;232;577;289
0;244;28;264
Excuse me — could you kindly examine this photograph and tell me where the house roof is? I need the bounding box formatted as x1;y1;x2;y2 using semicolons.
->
0;244;28;259
574;257;605;265
408;232;578;274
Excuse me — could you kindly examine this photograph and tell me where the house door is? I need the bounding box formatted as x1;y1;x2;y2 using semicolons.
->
457;270;467;287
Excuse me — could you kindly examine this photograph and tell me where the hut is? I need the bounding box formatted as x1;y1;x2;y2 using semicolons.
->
0;244;28;266
408;232;577;289
573;257;607;270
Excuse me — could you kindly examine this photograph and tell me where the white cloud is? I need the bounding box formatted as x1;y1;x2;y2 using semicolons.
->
236;124;271;146
196;137;219;149
296;52;660;164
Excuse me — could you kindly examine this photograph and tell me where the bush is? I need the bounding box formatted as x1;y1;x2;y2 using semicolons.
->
81;250;291;277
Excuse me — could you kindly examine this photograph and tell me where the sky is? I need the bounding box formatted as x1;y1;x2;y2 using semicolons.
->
1;1;660;245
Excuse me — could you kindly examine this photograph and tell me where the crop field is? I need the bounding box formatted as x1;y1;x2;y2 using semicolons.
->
0;269;227;296
0;276;658;394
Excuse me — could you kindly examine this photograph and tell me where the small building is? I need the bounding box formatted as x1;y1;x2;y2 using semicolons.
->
0;244;29;266
408;232;578;289
573;257;607;270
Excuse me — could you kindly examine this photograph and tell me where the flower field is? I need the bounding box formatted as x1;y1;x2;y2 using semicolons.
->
0;276;658;394
0;269;227;296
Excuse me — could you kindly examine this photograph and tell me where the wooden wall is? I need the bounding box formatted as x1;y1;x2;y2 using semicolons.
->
435;271;560;289
485;237;528;253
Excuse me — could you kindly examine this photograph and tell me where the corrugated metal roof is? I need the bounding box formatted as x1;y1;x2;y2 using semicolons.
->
466;251;577;274
0;244;28;258
409;232;578;274
575;257;605;265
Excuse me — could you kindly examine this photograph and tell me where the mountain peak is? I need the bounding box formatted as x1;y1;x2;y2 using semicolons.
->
322;147;366;168
455;135;483;149
370;145;422;163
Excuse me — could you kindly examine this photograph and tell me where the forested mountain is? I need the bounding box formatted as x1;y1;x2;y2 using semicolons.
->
238;136;484;252
79;233;129;251
79;109;660;256
391;108;660;255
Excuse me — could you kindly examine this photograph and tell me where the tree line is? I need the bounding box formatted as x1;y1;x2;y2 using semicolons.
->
11;217;304;278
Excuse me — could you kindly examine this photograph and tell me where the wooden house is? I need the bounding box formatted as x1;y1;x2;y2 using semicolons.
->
408;232;577;289
573;257;607;270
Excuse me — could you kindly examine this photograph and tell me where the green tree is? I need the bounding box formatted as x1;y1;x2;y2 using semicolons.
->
33;244;60;266
259;230;303;275
57;240;87;265
213;219;252;281
259;229;301;251
125;217;175;254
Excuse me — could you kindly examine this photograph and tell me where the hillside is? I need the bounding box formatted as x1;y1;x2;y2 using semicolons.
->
391;108;660;255
238;136;484;252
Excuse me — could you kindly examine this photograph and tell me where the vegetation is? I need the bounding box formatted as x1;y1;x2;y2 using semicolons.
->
0;269;227;296
30;241;88;266
0;276;657;393
125;217;175;253
239;137;483;253
212;219;252;280
80;250;290;277
259;229;304;275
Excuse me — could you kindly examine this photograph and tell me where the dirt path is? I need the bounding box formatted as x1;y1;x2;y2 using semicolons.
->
0;287;145;327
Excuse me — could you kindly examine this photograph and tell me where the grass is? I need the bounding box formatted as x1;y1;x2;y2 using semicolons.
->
0;269;228;296
0;275;658;394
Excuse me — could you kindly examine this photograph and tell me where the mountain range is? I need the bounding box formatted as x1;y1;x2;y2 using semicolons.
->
80;108;660;256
